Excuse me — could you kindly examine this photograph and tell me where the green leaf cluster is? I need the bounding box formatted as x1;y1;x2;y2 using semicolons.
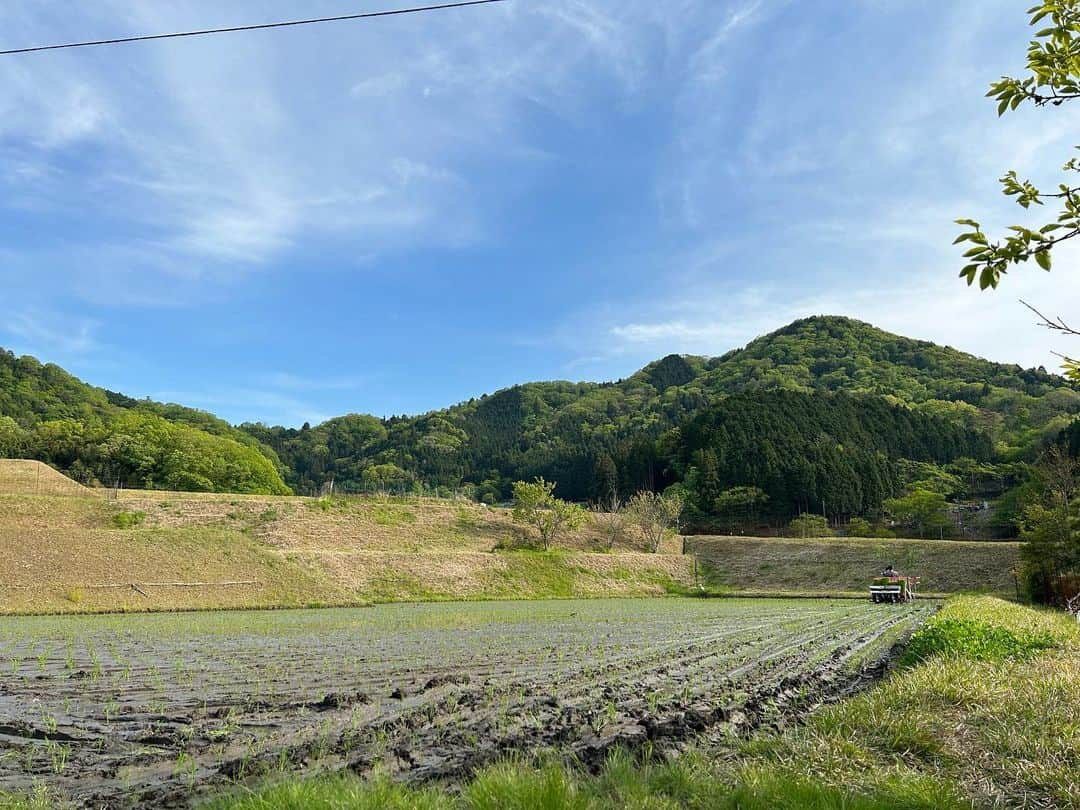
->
958;2;1080;292
510;477;588;550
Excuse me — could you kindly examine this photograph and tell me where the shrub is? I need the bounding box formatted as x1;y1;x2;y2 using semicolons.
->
309;497;337;512
845;517;872;537
788;514;830;538
110;510;145;529
511;479;588;551
626;490;685;553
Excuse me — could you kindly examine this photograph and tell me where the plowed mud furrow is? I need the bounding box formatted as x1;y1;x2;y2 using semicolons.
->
0;599;933;808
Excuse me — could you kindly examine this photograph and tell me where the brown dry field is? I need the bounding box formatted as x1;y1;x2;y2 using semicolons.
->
0;461;1024;614
113;487;683;554
0;459;92;496
0;462;692;614
687;535;1022;596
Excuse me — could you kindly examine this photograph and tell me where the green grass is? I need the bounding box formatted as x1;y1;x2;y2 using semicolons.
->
353;550;695;603
203;750;965;810
199;596;1079;810
369;503;418;527
110;509;146;529
728;596;1080;808
901;593;1073;666
0;785;52;810
204;775;453;810
491;551;577;598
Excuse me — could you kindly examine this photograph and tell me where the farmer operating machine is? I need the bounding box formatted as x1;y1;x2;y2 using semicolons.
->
870;565;919;603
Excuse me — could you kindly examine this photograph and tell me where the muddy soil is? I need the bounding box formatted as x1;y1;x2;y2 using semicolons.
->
0;598;933;807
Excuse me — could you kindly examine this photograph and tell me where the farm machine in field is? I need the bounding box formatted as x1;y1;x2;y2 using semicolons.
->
870;566;919;603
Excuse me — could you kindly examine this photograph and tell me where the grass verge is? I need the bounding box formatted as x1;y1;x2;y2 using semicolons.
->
182;595;1078;810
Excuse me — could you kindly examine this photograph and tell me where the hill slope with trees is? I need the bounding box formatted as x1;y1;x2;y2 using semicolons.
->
0;350;289;494
244;316;1078;504
3;316;1077;507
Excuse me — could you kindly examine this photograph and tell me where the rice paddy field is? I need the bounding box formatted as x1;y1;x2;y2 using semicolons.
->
0;597;933;808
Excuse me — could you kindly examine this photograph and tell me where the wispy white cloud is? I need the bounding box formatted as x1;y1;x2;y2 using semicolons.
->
151;387;332;427
253;371;371;392
0;0;677;287
612;320;739;346
3;310;99;356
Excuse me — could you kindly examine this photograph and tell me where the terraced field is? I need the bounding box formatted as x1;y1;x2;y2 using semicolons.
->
0;598;933;808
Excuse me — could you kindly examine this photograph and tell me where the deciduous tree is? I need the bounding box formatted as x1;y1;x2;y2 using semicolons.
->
626;490;684;553
789;513;829;538
511;478;588;551
954;1;1080;378
589;495;627;551
884;489;950;539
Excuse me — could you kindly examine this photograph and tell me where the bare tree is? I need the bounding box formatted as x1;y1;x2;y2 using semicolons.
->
589;494;626;551
1038;445;1078;516
626;490;685;553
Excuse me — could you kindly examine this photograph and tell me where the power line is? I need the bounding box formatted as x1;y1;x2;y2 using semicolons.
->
0;0;508;56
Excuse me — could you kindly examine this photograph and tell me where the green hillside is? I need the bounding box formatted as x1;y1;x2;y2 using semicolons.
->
245;316;1077;503
3;316;1077;508
703;316;1080;453
666;389;991;521
0;350;289;494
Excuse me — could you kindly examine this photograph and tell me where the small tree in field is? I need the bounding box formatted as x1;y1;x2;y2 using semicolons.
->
511;478;588;551
589;495;627;551
627;490;685;553
789;513;830;538
1037;445;1078;518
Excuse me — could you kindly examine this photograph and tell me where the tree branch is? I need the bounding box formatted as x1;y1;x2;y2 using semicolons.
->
1020;299;1080;337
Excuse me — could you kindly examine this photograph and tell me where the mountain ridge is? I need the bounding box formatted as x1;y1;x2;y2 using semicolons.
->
2;315;1077;502
242;315;1078;499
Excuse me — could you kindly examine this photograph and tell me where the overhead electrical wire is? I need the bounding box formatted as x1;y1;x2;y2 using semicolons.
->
0;0;507;56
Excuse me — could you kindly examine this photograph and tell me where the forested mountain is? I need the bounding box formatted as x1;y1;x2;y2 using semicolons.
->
244;316;1078;502
702;317;1080;454
665;390;991;521
0;350;289;494
3;316;1077;510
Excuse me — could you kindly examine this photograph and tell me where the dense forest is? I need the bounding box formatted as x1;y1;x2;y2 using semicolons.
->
3;317;1079;519
664;391;991;525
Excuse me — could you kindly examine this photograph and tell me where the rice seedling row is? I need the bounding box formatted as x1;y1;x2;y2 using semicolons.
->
0;598;932;807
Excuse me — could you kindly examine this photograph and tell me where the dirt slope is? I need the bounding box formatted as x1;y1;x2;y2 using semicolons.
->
687;535;1022;596
0;490;692;613
0;479;1024;613
0;459;95;496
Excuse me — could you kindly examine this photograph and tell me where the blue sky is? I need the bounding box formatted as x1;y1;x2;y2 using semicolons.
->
3;0;1080;426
